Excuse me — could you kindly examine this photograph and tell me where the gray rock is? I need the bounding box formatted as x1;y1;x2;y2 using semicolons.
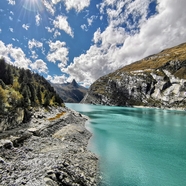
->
0;107;99;186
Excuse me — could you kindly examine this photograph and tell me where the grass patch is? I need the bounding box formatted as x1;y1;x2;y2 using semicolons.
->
48;111;66;121
120;42;186;72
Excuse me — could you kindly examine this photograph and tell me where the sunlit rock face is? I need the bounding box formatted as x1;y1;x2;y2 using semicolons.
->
0;108;24;132
82;43;186;109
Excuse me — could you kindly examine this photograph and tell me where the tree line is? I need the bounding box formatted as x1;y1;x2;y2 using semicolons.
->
0;58;63;113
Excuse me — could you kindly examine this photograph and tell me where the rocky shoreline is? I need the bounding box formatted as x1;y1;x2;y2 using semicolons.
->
0;106;99;186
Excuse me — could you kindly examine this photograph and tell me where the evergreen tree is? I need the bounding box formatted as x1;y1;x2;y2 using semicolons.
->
0;85;6;112
37;85;42;104
0;58;7;83
0;79;6;89
28;83;37;106
43;93;50;107
6;65;14;85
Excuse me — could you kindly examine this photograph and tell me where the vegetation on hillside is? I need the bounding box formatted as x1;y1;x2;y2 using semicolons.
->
87;42;186;105
121;42;186;73
0;58;63;114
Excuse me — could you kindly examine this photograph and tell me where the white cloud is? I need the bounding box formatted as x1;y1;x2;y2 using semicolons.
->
53;30;61;38
9;28;13;32
45;26;55;33
28;39;44;59
30;50;38;59
51;0;61;4
43;0;55;15
53;15;74;37
9;16;13;21
63;0;90;12
0;41;31;69
87;15;97;26
7;44;31;69
81;24;88;31
63;0;186;86
28;39;43;49
0;29;2;33
47;40;69;68
35;14;41;26
22;24;29;30
0;41;9;60
7;0;15;5
46;74;67;84
30;59;48;74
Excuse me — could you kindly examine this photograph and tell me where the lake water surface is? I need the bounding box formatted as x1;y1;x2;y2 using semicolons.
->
66;103;186;186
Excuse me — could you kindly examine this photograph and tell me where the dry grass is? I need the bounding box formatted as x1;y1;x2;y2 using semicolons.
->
174;67;186;79
91;42;186;94
48;111;66;121
120;42;186;72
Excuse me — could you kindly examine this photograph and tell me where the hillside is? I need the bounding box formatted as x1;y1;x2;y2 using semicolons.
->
51;79;87;103
0;58;99;185
0;58;64;131
82;42;186;109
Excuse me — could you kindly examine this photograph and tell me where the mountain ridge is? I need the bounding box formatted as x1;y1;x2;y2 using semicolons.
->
51;79;87;103
81;42;186;109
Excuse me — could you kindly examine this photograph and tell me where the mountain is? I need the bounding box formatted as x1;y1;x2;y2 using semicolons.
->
51;79;87;103
0;58;64;131
82;42;186;109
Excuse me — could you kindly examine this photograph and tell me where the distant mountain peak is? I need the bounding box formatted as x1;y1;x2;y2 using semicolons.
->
51;79;87;103
71;79;78;88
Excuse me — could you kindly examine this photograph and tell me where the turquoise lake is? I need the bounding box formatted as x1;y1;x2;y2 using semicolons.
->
66;103;186;186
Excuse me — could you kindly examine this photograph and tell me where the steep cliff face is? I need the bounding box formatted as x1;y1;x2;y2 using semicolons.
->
82;43;186;109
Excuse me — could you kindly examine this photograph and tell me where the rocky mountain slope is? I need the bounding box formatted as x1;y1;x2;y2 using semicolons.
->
0;58;99;185
82;42;186;109
0;106;99;185
51;79;87;103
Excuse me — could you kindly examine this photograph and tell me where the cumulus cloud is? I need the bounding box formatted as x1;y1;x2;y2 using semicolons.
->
9;28;13;32
53;30;61;38
64;0;186;86
28;39;44;59
53;15;74;37
0;29;2;33
87;15;97;26
46;74;67;84
7;44;31;68
0;41;9;59
9;16;13;21
35;14;41;26
45;26;54;33
30;50;38;60
22;24;29;30
28;39;43;49
63;0;90;12
51;0;61;4
43;0;55;15
47;40;69;68
30;59;48;74
0;41;31;69
7;0;15;5
81;24;88;31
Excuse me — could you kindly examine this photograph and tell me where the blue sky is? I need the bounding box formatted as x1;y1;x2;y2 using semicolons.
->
0;0;186;87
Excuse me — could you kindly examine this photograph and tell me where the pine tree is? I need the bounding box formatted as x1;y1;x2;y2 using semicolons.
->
37;85;42;104
0;79;6;89
0;85;6;112
0;58;7;84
